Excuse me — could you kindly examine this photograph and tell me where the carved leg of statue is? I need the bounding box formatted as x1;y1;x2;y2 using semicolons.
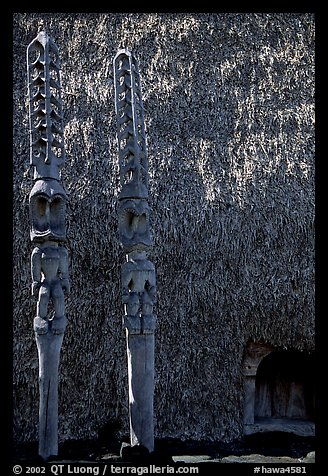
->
34;281;66;460
35;330;64;460
127;331;155;452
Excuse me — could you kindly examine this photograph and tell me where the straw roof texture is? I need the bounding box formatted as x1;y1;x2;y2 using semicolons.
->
12;12;315;444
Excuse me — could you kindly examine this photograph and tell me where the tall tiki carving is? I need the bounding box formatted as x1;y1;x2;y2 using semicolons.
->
113;49;156;453
27;31;69;460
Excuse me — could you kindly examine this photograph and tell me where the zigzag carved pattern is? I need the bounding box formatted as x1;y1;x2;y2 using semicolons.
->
113;50;148;190
27;32;65;174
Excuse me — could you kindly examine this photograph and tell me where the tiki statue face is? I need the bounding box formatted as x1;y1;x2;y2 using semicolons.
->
118;198;152;253
29;179;67;243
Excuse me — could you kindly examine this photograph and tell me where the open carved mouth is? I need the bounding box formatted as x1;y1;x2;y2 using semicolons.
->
31;229;65;242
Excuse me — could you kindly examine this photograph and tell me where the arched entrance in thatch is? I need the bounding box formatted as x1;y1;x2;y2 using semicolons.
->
243;343;315;436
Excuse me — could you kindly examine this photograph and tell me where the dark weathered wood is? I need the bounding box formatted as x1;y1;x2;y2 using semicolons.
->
35;330;65;459
127;334;155;450
27;31;69;460
114;49;156;453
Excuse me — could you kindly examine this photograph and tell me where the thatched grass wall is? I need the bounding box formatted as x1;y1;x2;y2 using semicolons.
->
13;12;315;445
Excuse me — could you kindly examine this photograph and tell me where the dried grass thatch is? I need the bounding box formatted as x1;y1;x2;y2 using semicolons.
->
12;12;315;445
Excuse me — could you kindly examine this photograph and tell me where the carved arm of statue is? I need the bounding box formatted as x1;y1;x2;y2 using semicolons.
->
58;246;70;295
31;246;42;296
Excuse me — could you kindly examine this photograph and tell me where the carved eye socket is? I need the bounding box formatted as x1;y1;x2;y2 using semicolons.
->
127;211;134;228
50;196;65;232
32;196;49;233
123;211;137;239
138;213;147;234
50;196;62;218
37;197;48;217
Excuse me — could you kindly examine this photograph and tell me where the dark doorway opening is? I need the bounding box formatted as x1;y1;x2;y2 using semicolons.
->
255;350;314;420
